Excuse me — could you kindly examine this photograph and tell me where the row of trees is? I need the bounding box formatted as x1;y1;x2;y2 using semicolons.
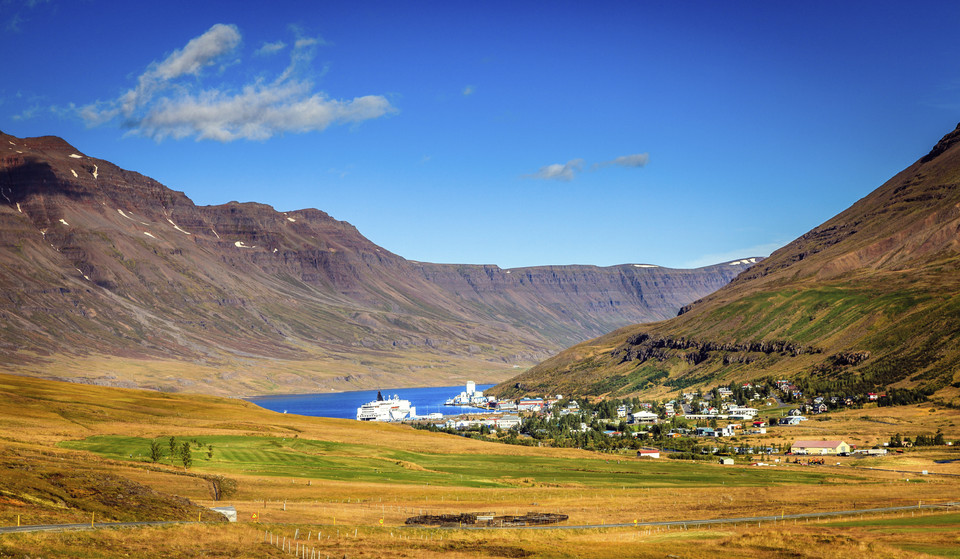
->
888;430;946;448
148;437;214;470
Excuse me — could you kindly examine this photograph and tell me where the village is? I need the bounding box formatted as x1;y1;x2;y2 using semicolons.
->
412;379;950;463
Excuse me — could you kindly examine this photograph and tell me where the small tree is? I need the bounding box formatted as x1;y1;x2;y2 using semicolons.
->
168;436;177;457
207;444;214;459
180;441;192;470
149;439;163;463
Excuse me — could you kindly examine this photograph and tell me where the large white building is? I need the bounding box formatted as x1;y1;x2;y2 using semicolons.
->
446;381;488;406
630;411;659;424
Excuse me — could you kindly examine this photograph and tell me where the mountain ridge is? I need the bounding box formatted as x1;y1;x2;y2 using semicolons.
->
0;130;755;395
493;123;960;405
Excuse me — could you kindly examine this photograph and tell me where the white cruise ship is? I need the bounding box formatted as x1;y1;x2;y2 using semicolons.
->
356;391;416;422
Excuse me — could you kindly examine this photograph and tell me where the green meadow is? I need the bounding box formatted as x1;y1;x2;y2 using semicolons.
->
61;434;847;489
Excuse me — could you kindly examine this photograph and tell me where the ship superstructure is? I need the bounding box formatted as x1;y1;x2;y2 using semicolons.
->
356;391;416;421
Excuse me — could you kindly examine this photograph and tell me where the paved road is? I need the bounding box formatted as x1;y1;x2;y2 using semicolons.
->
455;501;960;530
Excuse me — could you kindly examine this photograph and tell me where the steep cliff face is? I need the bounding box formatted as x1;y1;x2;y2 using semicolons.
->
495;123;960;403
0;130;754;394
413;262;751;346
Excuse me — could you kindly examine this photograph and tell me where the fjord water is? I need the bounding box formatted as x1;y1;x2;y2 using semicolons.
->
247;384;495;419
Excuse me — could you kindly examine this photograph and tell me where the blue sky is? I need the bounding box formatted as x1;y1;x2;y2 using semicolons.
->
2;1;959;269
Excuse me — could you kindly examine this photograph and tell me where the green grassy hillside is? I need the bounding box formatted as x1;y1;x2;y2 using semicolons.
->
493;124;960;404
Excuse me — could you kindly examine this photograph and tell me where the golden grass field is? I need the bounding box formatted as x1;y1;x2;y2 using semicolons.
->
1;371;959;558
0;351;523;398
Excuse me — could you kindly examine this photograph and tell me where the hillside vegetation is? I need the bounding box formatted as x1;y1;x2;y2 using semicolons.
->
0;131;752;395
494;123;960;404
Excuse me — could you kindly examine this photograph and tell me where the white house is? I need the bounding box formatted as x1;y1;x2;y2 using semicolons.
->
494;415;521;430
630;411;659;424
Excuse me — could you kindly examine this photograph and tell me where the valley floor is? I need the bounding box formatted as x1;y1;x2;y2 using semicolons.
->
1;372;959;558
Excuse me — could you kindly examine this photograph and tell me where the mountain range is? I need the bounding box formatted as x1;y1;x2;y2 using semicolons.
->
0;131;753;396
494;123;960;407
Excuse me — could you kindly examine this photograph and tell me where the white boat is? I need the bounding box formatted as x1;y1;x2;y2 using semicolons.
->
356;391;416;422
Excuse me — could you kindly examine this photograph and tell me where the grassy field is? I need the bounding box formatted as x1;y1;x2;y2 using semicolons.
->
59;433;843;488
2;372;960;557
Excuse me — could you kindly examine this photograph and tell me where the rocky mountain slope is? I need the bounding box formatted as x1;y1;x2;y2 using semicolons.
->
0;131;753;395
494;123;960;406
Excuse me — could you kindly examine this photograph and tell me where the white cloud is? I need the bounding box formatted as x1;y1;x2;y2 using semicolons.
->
593;152;650;170
4;0;49;32
524;159;585;181
154;24;241;80
11;103;40;121
76;24;393;142
462;85;475;96
524;152;649;181
255;40;287;56
77;24;241;122
137;82;395;142
294;37;322;49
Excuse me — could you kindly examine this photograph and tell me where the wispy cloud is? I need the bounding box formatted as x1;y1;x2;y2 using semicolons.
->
117;23;242;117
255;40;287;56
11;103;40;121
294;37;322;49
525;152;649;182
74;24;395;142
523;159;585;181
462;85;475;96
4;0;50;32
593;152;649;170
137;83;394;142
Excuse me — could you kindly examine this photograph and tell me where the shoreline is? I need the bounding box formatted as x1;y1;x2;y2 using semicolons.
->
246;384;496;419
